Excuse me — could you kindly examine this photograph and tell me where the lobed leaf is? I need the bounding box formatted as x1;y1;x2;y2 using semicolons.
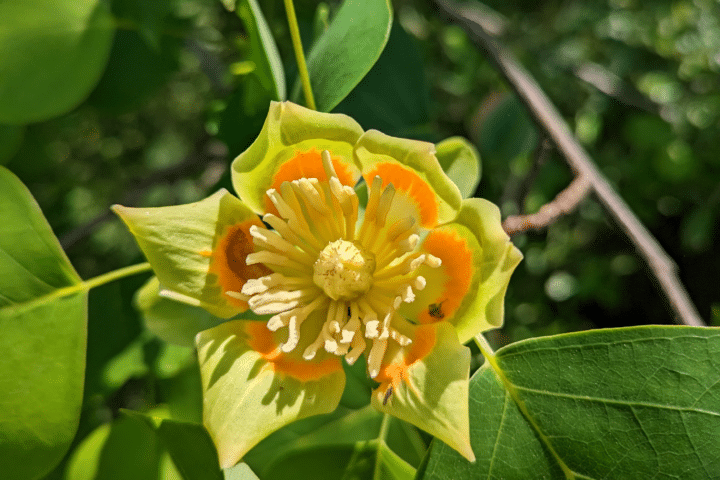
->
421;326;720;479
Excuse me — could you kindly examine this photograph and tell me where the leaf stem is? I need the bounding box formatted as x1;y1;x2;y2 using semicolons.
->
284;0;316;110
3;263;152;315
83;262;153;290
473;332;495;359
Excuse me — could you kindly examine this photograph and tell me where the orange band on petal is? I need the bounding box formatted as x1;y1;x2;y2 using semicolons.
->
210;221;272;308
364;163;438;227
376;325;436;388
264;149;356;216
418;229;472;325
247;322;342;382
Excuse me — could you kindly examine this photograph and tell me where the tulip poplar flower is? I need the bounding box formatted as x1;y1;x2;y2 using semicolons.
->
113;101;522;468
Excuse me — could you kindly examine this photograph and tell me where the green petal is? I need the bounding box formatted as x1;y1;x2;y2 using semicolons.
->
231;101;364;214
451;198;523;342
435;136;481;199
113;190;268;318
196;320;345;468
354;130;462;228
135;276;226;347
371;322;474;462
399;198;522;343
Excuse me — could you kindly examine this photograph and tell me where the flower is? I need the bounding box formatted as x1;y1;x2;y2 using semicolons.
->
113;101;522;468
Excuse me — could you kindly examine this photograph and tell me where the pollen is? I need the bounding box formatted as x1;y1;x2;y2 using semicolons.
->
239;150;441;378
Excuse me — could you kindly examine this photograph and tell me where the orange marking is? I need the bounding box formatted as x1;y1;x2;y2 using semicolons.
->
375;325;436;397
364;163;438;227
209;220;272;308
264;149;356;216
418;229;472;324
246;322;342;382
199;249;212;257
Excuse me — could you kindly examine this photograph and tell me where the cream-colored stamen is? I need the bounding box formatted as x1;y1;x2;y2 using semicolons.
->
241;150;442;379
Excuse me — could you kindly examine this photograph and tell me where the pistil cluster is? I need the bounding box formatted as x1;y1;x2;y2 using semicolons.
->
238;151;440;378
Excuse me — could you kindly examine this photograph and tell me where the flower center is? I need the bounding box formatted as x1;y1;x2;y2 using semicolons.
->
313;239;376;301
238;150;441;378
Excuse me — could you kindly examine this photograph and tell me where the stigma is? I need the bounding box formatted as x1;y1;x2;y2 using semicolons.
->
239;151;441;378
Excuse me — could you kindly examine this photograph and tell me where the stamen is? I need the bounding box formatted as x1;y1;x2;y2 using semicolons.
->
367;338;388;378
249;225;314;265
321;150;338;178
263;213;322;254
246;251;309;273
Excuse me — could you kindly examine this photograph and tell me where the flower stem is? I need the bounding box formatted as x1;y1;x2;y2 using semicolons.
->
4;263;152;315
284;0;316;110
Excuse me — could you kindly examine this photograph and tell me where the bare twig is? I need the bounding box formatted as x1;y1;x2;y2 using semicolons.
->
503;175;591;235
434;0;705;327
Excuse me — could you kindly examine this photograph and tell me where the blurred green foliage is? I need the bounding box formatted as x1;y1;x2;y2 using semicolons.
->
2;0;719;477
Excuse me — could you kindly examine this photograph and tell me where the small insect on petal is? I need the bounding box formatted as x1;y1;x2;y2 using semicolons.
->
428;299;447;319
383;386;393;406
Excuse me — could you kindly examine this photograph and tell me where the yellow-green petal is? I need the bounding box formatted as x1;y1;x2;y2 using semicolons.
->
400;198;522;343
231;101;364;214
113;190;269;319
196;319;345;468
354;130;462;228
371;322;474;462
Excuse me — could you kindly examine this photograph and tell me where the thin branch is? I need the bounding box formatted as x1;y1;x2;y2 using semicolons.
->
434;0;705;327
503;175;591;236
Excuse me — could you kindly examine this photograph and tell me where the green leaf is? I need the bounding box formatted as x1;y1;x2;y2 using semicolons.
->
0;124;24;164
334;23;429;137
237;0;286;101
421;326;720;479
0;0;115;124
0;167;87;480
156;420;224;480
293;0;393;112
65;411;176;480
434;137;481;199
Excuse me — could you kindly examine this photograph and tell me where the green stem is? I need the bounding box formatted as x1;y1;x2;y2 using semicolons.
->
4;263;152;314
83;262;153;290
284;0;317;110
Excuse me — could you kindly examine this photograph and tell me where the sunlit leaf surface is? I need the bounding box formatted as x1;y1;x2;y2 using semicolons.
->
421;326;720;479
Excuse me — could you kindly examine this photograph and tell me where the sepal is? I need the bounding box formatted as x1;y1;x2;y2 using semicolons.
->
113;190;268;318
434;136;481;199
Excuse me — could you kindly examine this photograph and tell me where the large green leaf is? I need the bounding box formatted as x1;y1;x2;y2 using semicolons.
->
420;326;720;479
292;0;393;112
0;167;87;479
156;420;224;480
0;0;115;124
